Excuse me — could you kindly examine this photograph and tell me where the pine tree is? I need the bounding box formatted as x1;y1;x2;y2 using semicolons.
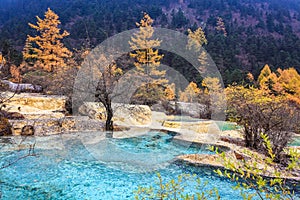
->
187;27;208;73
129;12;168;105
202;77;224;116
23;8;72;72
9;65;22;83
216;17;227;36
187;27;207;52
179;82;201;102
277;68;300;95
22;38;36;64
258;64;273;90
129;12;165;79
164;83;176;101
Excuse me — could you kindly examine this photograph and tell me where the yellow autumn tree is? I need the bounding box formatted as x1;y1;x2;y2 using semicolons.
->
277;68;300;95
9;65;22;83
202;77;224;114
187;27;208;73
23;8;72;72
23;38;35;63
129;12;168;105
202;77;222;94
129;12;164;77
187;27;207;52
179;82;201;102
256;65;300;105
216;17;227;36
261;72;278;92
0;53;6;66
258;64;272;84
164;83;176;101
246;72;255;82
275;68;300;105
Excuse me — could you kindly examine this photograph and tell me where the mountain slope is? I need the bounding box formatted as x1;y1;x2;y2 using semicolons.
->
0;0;300;84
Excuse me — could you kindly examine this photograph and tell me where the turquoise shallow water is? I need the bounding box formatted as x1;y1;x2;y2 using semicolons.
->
0;131;286;199
167;117;240;131
289;136;300;146
215;121;240;131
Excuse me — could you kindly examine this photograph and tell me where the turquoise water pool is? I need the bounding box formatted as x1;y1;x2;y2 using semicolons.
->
167;117;240;131
215;121;240;131
289;136;300;146
0;131;270;199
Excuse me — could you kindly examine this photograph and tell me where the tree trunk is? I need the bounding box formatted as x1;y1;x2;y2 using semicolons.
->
244;126;252;147
105;102;114;132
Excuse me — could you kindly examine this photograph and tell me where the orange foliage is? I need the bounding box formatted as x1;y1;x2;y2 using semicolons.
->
23;8;72;72
216;17;227;36
164;83;176;101
277;68;300;95
179;82;201;102
258;64;272;85
0;54;6;66
246;72;254;82
129;12;165;78
129;12;167;104
9;65;22;83
256;65;300;106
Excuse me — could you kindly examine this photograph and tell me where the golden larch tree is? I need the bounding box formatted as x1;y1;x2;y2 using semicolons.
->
129;12;165;79
276;68;300;105
23;8;72;72
202;77;222;94
253;66;300;106
187;27;208;73
179;82;201;102
216;17;227;36
0;53;6;66
129;12;168;105
258;64;272;84
187;27;207;52
202;77;224;115
247;72;255;83
164;83;176;101
277;68;300;95
258;64;279;93
9;65;22;83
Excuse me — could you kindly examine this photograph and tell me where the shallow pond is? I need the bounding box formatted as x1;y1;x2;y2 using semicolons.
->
289;136;300;146
0;131;290;199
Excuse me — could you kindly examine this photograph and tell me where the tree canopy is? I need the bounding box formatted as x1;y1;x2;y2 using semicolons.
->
23;8;72;72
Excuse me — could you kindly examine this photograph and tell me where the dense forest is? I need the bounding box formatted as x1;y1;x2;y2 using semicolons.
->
1;0;300;84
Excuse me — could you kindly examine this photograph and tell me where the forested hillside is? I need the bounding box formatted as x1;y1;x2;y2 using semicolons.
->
1;0;300;84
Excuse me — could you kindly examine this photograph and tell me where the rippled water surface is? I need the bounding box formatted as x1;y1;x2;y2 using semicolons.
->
0;131;264;199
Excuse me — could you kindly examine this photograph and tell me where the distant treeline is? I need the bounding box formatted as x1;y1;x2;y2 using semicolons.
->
1;0;300;85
